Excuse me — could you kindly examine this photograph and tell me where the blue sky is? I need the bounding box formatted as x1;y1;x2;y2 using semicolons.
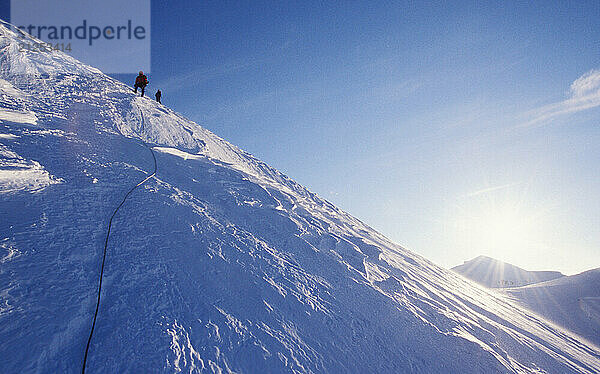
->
4;1;599;274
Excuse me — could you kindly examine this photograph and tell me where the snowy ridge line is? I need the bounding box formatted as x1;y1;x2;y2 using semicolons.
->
2;18;600;372
81;137;157;374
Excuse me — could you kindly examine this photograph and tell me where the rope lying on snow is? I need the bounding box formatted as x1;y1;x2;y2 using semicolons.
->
82;138;157;374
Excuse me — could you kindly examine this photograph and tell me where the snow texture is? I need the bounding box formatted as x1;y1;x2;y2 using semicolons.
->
1;19;599;373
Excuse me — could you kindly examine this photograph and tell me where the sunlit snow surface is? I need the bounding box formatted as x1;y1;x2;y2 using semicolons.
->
504;269;600;349
0;20;599;373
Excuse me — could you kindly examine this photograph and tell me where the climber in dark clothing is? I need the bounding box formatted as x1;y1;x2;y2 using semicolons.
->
134;71;148;97
155;89;162;103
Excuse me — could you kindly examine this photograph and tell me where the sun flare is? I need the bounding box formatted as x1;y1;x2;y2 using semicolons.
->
451;194;546;264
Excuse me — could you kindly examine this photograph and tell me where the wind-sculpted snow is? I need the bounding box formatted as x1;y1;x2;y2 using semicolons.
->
0;142;63;194
0;20;599;373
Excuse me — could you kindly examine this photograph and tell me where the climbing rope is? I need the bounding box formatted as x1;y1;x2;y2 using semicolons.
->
81;139;157;374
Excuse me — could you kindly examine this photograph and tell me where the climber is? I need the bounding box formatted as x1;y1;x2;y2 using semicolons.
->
134;71;148;97
155;89;162;103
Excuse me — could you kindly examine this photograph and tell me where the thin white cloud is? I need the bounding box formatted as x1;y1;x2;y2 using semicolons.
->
153;59;255;94
153;33;300;95
465;182;520;198
523;69;600;127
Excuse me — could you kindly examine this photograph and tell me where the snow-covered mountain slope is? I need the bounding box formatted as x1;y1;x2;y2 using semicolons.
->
452;255;564;288
504;268;600;348
1;20;599;373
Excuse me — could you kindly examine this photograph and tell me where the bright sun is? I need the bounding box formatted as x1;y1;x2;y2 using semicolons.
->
450;197;545;263
480;207;529;248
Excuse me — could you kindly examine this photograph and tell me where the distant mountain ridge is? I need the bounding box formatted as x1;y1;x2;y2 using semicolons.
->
453;256;600;347
451;255;564;288
505;268;600;348
1;19;599;373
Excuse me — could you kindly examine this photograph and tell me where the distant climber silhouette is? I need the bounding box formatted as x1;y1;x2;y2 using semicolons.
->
134;71;148;97
155;89;161;103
